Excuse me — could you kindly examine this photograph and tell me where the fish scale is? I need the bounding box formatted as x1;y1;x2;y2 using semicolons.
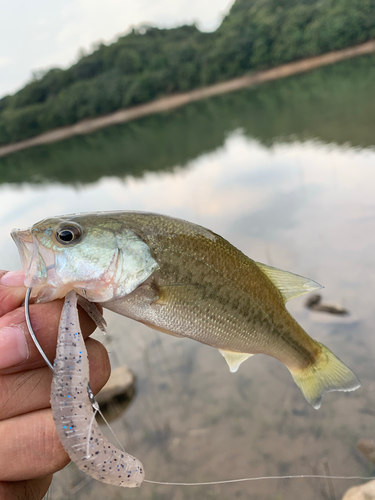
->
106;220;314;366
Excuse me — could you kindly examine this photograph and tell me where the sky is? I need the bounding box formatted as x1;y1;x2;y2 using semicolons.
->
0;0;234;99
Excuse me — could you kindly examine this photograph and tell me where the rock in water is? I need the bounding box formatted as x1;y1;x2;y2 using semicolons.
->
357;439;375;463
96;365;136;405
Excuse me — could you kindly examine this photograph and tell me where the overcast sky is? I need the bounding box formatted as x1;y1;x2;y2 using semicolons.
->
0;0;234;99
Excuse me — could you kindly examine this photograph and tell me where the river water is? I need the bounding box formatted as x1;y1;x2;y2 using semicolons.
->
1;54;375;500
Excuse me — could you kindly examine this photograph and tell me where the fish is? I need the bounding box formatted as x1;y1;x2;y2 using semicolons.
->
51;290;144;487
11;211;361;409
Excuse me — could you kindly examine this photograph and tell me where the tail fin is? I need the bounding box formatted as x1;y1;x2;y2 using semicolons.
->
289;342;361;409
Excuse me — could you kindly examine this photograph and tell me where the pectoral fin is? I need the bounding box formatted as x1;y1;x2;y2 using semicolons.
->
153;283;200;305
153;286;170;305
255;262;323;302
219;349;254;373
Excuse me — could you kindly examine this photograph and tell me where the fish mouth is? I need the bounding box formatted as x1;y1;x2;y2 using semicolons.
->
11;229;34;279
11;227;55;289
11;227;75;302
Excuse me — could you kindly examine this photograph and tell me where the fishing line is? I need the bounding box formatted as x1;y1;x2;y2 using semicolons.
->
25;287;54;372
85;408;98;459
24;288;374;489
144;475;375;486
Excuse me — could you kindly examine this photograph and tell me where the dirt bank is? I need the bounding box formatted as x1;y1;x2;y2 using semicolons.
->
1;40;374;158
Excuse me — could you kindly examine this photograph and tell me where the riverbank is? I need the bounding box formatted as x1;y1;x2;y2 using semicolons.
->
1;40;374;158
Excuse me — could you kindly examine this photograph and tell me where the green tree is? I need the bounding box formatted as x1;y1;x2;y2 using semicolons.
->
1;0;375;146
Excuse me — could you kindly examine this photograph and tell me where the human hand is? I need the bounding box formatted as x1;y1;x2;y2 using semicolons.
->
0;270;111;500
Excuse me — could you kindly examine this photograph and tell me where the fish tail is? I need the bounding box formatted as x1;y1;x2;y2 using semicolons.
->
289;342;361;409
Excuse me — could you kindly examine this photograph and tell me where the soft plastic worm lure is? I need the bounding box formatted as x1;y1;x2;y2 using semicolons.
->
50;290;144;488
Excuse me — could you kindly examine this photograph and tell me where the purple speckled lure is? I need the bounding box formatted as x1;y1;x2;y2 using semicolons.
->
50;290;144;488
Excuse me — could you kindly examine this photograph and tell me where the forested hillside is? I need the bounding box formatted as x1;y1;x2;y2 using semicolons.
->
0;0;374;146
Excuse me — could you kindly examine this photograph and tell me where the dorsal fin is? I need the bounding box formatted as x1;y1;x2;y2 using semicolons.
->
219;350;254;373
255;262;323;303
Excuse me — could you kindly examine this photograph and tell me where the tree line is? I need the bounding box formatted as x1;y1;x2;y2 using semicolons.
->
0;0;374;146
1;51;374;185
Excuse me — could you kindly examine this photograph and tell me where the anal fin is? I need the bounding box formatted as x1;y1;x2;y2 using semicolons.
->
219;349;254;373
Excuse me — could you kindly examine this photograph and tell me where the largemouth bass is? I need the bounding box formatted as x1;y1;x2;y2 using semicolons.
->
11;211;360;409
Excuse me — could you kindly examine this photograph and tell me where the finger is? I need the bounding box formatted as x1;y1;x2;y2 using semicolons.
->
0;301;99;374
0;271;26;318
0;408;69;481
0;270;25;287
0;476;52;500
0;337;111;421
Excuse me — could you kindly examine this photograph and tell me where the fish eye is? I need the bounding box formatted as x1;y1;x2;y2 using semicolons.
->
56;224;82;245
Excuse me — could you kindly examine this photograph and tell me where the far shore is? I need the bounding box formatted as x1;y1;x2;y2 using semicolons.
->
1;39;374;158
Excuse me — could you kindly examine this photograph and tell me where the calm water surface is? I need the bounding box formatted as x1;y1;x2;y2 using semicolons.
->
0;55;375;500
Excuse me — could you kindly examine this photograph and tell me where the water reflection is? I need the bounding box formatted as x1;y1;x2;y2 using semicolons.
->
0;55;374;500
0;53;374;186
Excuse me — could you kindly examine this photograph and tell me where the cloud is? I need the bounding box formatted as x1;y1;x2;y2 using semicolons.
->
58;0;234;52
0;0;234;98
0;56;13;69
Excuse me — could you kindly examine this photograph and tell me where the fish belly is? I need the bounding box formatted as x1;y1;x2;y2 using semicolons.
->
102;275;317;371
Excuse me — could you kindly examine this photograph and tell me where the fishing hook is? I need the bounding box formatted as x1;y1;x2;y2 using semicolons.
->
25;287;54;372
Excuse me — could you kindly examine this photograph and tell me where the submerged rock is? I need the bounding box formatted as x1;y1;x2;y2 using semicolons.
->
96;365;136;406
357;439;375;463
305;294;349;315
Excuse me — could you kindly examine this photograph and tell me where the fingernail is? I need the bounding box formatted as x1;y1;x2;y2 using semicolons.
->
0;326;29;369
0;271;25;287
